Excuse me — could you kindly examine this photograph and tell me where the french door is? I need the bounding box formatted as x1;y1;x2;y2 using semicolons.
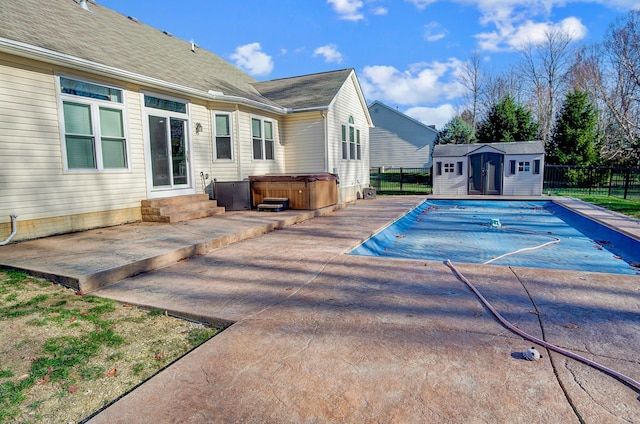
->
148;116;189;188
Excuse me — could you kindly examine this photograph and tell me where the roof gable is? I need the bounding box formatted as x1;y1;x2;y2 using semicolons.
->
253;69;353;110
368;101;437;135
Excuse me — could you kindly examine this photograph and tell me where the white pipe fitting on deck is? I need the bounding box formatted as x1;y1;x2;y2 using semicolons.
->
0;214;18;246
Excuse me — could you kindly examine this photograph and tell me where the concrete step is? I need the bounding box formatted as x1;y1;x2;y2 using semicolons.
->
141;195;224;223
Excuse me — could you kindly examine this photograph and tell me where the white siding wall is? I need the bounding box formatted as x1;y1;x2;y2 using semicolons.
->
0;55;147;229
283;112;326;174
503;154;544;195
432;157;467;195
326;73;370;202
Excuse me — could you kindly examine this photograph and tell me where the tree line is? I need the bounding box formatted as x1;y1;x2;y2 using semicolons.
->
436;10;640;168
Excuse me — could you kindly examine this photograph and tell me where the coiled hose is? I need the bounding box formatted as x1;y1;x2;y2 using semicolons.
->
445;259;640;393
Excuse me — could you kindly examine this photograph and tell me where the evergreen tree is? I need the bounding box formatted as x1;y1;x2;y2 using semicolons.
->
548;90;600;165
476;95;539;142
435;116;476;144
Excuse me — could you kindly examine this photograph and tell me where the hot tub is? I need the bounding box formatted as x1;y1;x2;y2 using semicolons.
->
249;174;338;210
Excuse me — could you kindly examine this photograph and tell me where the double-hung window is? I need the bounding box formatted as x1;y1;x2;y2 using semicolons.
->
252;117;274;160
58;76;127;170
341;116;361;161
213;113;232;160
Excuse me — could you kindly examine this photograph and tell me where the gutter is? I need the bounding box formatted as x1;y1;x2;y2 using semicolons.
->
0;214;18;246
0;37;286;115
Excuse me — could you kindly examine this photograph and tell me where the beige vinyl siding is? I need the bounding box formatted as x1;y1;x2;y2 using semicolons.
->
326;73;370;202
0;56;147;235
189;102;214;191
206;104;240;182
283;112;326;174
235;108;286;178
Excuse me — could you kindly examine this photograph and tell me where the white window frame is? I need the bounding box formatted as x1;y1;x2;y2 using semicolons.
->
251;116;275;161
56;75;130;172
444;163;455;173
342;116;361;161
518;161;531;172
213;112;233;161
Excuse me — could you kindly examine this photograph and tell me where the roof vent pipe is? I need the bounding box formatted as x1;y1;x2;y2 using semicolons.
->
79;0;89;11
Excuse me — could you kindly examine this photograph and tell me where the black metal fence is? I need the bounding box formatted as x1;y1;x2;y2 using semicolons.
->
369;165;640;201
369;167;432;194
544;165;640;201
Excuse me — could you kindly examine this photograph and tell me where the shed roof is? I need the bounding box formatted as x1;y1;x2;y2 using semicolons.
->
433;141;545;157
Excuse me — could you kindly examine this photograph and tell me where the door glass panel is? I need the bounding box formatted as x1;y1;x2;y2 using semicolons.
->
149;116;170;186
170;118;188;185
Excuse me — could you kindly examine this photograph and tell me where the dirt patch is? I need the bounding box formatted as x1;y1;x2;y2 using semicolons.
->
0;269;223;423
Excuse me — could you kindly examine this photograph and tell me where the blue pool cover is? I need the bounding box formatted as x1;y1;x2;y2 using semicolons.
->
349;200;640;275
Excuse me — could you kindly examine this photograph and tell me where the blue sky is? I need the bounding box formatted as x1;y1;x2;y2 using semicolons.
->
98;0;639;129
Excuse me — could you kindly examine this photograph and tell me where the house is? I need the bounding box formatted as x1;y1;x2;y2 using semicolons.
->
368;101;437;169
432;141;545;196
0;0;371;242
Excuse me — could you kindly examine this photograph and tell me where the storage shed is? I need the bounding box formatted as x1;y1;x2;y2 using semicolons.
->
432;141;545;196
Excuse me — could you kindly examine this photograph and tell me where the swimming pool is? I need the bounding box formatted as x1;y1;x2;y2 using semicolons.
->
349;200;640;275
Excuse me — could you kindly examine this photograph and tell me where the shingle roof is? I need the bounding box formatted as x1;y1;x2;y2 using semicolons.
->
0;0;278;106
252;69;354;110
433;141;545;157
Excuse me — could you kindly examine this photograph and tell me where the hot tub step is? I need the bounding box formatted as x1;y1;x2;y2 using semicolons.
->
257;197;289;212
257;203;285;212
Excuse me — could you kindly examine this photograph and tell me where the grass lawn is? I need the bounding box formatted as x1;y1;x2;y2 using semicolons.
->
0;270;223;423
553;193;640;219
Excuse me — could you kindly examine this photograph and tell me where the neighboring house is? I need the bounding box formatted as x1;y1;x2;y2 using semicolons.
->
0;0;371;241
432;141;545;196
368;101;437;169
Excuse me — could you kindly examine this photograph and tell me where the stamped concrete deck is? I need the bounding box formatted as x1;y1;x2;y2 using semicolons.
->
0;196;638;423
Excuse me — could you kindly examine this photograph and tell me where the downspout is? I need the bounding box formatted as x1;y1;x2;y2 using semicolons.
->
0;214;18;246
235;104;242;180
321;110;329;173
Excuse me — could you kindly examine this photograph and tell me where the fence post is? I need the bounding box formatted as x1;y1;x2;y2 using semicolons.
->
624;168;630;200
608;167;613;197
400;167;404;192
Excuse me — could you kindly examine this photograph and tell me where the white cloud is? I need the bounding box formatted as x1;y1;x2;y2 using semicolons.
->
372;6;389;15
360;60;466;106
313;44;344;64
230;43;273;77
476;16;587;51
327;0;364;21
424;22;446;42
404;104;456;130
406;0;438;10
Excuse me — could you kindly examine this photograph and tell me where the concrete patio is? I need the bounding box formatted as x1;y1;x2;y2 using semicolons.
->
0;196;638;423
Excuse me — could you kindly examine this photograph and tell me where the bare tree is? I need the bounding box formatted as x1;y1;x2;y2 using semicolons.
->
458;52;483;129
479;67;524;120
518;29;574;144
578;11;640;165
